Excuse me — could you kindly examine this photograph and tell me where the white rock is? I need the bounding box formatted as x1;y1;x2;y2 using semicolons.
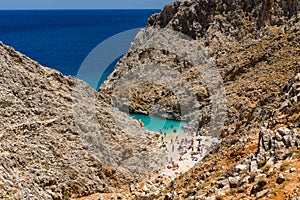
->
235;164;248;172
267;167;274;175
143;185;150;193
256;189;269;198
276;127;290;136
242;176;251;184
266;157;274;165
290;167;296;172
228;176;240;188
251;161;258;172
254;174;266;185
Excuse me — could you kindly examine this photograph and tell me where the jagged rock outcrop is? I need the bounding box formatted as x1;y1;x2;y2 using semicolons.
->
0;42;164;199
149;0;299;39
274;64;300;128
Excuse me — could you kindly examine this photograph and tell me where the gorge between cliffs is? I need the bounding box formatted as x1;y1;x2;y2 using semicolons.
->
0;0;300;200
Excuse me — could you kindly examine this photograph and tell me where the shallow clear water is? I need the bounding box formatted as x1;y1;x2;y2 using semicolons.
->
129;113;187;134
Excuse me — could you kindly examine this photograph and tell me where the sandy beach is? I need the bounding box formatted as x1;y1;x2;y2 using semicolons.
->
158;130;218;179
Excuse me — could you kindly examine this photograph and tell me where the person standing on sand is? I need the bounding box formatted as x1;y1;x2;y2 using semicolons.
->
138;119;144;127
198;138;202;145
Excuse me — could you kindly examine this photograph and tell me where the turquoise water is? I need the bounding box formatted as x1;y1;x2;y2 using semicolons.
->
129;113;187;134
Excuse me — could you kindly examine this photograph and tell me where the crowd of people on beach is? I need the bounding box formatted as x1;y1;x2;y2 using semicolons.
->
158;126;213;170
133;116;219;172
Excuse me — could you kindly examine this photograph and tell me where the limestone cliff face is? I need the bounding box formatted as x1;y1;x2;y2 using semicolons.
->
99;0;299;133
98;1;300;198
0;42;163;199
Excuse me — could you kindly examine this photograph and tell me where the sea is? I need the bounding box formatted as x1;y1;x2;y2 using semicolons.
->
0;9;159;88
0;9;188;133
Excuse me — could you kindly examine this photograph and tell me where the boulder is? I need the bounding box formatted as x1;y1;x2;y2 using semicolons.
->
250;174;267;195
228;176;240;188
216;179;229;189
276;173;285;184
282;135;293;147
235;164;248;173
276;128;291;137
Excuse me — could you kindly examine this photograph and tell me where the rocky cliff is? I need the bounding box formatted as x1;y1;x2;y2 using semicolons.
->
99;0;299;134
99;0;300;199
0;42;164;199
